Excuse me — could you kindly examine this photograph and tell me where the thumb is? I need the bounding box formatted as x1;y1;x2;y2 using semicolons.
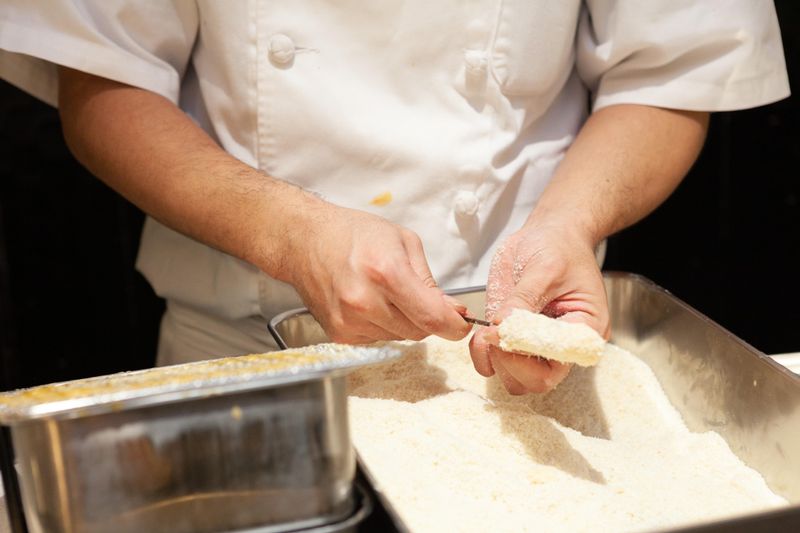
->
557;310;610;340
485;241;516;321
495;266;554;320
401;230;438;289
468;325;498;377
399;229;472;340
402;230;466;313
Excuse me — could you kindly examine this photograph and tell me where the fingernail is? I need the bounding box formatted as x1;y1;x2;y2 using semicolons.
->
443;295;467;313
480;326;500;345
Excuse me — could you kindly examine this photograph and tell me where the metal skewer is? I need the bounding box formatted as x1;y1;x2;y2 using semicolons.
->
463;316;492;327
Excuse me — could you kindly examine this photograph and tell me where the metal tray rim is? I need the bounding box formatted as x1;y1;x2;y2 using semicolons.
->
268;271;800;532
0;368;346;424
0;344;405;424
601;272;800;383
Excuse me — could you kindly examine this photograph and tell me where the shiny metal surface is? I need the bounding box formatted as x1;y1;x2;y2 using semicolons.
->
603;273;800;504
0;344;403;423
9;377;355;533
462;316;492;327
281;482;372;533
269;273;800;531
234;482;372;533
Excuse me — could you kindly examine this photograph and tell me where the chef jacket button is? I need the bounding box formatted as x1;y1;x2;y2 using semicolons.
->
269;34;295;66
464;50;488;77
453;190;480;216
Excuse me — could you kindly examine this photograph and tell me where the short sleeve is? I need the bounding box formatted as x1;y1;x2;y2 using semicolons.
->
0;0;199;107
576;0;790;112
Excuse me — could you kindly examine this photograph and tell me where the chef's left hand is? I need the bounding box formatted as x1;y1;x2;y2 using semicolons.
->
468;223;609;394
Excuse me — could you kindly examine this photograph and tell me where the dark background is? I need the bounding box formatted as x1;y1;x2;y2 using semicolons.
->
0;4;798;391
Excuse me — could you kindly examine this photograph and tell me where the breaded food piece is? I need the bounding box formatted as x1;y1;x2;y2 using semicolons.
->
497;309;605;366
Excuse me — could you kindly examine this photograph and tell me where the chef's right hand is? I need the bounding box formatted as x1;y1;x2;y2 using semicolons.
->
281;202;471;344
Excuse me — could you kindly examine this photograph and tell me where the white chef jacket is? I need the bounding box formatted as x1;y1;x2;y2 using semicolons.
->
0;1;790;361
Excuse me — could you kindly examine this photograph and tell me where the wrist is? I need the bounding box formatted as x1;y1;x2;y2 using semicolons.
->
522;203;603;250
243;177;331;284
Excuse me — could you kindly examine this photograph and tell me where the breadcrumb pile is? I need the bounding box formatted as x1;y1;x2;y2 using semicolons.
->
348;336;786;533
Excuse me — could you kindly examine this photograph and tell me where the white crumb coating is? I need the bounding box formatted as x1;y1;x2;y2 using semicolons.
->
498;309;605;366
347;337;787;533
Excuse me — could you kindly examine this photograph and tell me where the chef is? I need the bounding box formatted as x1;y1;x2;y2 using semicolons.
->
0;1;789;394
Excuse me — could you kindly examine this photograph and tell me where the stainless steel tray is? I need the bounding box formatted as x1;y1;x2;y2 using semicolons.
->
0;344;403;422
269;272;800;532
0;345;403;533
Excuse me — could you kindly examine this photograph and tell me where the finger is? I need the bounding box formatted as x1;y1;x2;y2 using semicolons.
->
443;294;468;315
388;268;470;340
494;350;571;393
552;309;610;340
468;326;496;377
495;264;558;320
325;274;430;341
401;230;439;289
381;233;472;340
328;326;399;344
317;307;403;344
543;299;611;339
489;348;528;395
343;334;386;345
366;303;431;341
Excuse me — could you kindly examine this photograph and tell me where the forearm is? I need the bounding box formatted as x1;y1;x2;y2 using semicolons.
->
57;67;319;280
527;104;709;245
57;68;470;342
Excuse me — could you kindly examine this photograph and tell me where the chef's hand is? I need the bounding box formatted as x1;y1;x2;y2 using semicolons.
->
468;224;609;394
283;202;472;344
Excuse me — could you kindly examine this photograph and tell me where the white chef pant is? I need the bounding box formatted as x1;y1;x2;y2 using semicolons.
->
156;300;279;366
